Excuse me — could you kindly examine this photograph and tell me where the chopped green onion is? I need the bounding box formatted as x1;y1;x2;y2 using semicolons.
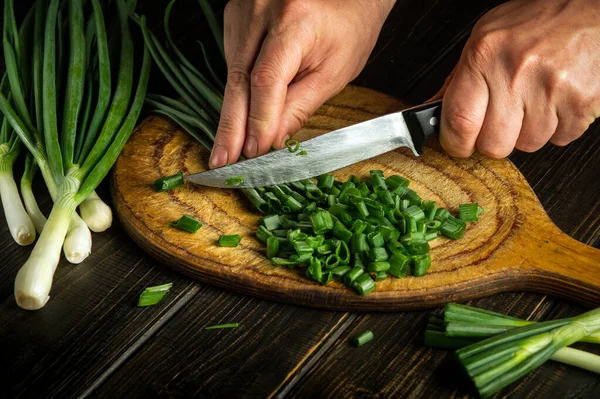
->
306;256;323;282
374;270;387;281
351;233;369;253
351;330;374;346
352;274;376;295
368;260;390;272
169;215;202;233
256;225;273;243
137;283;173;307
317;174;335;190
369;247;389;262
404;204;426;222
285;138;300;152
367;231;385;248
296;150;308;156
225;175;244;186
459;203;485;222
388;253;411;277
344;266;364;286
440;215;467;239
153;171;184;192
261;215;281;230
412;254;431;276
266;235;279;259
435;208;451;221
218;234;242;247
332;265;351;277
385;175;409;189
205;323;239;330
310;209;334;234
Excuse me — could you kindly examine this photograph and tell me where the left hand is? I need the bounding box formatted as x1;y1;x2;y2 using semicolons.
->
432;0;600;158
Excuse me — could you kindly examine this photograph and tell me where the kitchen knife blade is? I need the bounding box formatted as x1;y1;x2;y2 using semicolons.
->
186;100;441;188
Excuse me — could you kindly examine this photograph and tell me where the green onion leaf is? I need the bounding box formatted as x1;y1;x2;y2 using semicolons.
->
205;323;239;330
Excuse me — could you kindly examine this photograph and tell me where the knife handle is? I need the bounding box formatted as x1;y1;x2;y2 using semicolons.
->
403;99;442;154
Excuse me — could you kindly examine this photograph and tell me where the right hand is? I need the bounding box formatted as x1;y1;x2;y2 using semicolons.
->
209;0;396;168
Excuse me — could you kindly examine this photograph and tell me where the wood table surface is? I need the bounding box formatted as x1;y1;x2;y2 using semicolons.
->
2;1;599;398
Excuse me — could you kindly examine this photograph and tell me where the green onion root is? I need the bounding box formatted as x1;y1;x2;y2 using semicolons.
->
0;162;36;245
79;190;112;232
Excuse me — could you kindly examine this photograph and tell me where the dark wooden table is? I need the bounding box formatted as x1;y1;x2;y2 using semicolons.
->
2;1;600;398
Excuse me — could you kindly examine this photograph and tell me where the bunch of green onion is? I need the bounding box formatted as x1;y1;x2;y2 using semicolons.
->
0;0;150;310
425;303;600;398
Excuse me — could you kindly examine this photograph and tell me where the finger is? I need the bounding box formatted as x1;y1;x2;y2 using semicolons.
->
476;90;523;158
210;9;267;168
439;61;489;157
244;32;303;158
515;101;558;152
550;107;593;147
275;68;343;148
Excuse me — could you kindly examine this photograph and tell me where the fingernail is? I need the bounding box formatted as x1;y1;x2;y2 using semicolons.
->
209;145;228;168
244;136;258;158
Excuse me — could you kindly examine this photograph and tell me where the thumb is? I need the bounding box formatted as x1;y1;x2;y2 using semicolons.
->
275;69;343;148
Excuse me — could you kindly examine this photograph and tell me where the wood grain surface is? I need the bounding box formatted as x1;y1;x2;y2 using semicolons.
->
2;1;600;398
112;85;600;311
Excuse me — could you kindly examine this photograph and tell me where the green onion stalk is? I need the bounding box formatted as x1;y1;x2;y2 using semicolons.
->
0;115;36;246
0;3;37;246
0;0;150;310
425;303;600;398
20;154;48;234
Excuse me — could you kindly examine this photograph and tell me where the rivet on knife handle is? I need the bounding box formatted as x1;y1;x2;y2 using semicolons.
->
403;99;442;154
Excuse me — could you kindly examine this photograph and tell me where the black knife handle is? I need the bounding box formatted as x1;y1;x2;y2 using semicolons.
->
403;99;442;154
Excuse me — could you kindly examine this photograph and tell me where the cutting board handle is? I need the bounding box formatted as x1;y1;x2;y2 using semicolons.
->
524;226;600;307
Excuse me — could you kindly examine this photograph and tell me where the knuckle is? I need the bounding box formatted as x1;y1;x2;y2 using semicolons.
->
467;30;502;69
446;112;481;137
287;104;311;130
549;135;573;147
227;66;250;88
251;63;281;88
477;145;511;159
515;139;545;153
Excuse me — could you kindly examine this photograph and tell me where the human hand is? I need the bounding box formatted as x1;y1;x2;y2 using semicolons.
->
209;0;396;168
435;0;600;158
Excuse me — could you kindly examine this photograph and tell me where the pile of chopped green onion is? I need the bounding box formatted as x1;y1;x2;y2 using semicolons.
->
254;170;481;294
0;0;150;310
425;303;600;398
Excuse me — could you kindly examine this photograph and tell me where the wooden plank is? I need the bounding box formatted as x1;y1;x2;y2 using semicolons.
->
285;294;600;399
91;287;353;398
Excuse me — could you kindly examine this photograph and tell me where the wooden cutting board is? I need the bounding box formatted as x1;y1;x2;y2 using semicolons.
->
111;85;600;311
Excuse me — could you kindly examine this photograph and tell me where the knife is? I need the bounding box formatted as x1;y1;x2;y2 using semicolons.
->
186;100;442;188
